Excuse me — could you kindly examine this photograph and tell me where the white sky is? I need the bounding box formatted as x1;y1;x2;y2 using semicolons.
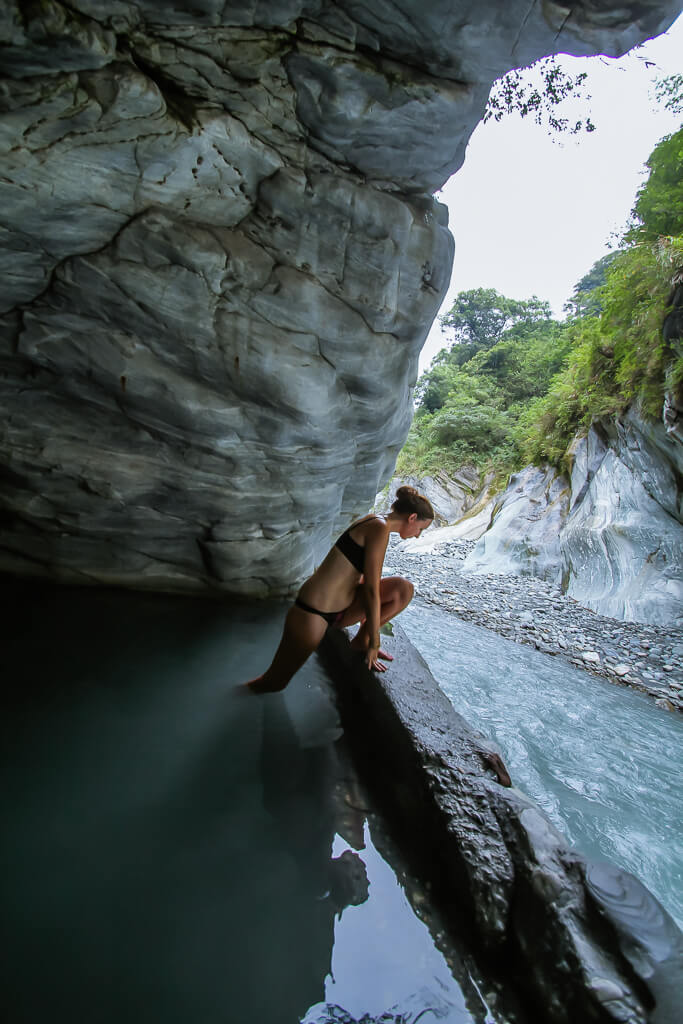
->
419;12;683;373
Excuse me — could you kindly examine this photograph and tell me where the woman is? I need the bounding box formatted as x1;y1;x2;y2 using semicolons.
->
245;486;434;693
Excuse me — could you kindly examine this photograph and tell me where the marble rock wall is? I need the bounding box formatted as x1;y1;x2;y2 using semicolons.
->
561;413;683;625
460;411;683;625
1;1;680;595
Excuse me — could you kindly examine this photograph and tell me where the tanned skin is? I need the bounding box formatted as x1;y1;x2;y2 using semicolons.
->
244;511;430;694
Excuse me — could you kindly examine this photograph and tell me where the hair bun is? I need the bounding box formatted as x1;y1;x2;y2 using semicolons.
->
391;484;434;520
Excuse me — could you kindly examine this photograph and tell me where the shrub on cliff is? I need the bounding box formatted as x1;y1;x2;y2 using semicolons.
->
518;125;683;466
401;125;682;481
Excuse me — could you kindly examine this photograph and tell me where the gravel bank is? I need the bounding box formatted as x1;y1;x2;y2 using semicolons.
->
385;538;683;713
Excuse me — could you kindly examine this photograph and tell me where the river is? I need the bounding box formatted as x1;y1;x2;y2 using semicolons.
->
399;598;683;930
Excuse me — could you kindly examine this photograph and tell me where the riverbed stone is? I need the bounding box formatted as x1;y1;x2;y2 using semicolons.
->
383;537;683;711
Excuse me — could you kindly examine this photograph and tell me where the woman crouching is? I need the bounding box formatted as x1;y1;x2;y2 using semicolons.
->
245;486;434;693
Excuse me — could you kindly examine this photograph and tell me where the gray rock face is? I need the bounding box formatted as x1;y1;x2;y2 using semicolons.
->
561;416;683;625
1;1;681;595
374;466;485;526
320;624;683;1024
457;412;683;626
463;464;571;584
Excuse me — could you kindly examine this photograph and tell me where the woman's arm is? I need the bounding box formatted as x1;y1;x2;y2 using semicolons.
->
360;521;389;668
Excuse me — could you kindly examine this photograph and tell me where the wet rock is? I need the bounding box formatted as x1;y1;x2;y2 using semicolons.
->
585;861;683;1024
320;624;683;1024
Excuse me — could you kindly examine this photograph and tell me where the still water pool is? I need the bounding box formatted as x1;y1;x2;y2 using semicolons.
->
1;583;523;1024
399;599;683;930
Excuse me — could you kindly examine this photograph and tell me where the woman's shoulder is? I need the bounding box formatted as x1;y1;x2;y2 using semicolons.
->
351;513;386;532
351;514;388;544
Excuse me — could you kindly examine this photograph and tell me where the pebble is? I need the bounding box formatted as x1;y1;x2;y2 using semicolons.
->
385;537;683;713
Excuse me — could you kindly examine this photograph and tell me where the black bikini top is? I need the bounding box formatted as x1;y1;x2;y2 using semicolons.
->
335;517;376;573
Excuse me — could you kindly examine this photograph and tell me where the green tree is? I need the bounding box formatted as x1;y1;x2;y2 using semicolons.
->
519;127;683;463
416;360;459;413
401;127;683;482
628;127;683;240
471;320;572;403
439;288;551;360
564;252;621;318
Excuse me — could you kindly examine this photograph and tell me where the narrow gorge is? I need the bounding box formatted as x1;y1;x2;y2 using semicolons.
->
3;6;682;1024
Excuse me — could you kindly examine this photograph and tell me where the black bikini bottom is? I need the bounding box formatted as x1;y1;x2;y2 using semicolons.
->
294;596;345;626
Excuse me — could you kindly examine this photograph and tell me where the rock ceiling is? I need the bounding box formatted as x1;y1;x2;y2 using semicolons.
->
1;1;680;595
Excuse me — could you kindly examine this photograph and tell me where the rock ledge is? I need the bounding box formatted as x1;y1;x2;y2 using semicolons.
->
320;624;683;1024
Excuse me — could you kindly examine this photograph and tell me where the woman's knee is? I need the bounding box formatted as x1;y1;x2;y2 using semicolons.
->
398;577;414;606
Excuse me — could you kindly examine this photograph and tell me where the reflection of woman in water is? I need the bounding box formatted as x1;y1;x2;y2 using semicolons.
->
246;486;434;693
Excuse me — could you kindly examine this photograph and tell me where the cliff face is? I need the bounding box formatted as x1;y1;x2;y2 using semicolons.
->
462;410;683;626
1;2;680;596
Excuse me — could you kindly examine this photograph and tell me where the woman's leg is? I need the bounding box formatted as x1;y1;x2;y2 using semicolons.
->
337;576;414;664
245;605;329;693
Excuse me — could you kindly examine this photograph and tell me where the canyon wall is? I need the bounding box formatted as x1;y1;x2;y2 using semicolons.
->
461;410;683;625
1;1;680;595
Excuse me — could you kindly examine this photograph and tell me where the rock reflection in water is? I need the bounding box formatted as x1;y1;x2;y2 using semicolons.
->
2;583;512;1024
301;986;459;1023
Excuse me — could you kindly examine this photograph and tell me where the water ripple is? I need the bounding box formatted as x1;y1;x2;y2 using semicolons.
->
399;601;683;929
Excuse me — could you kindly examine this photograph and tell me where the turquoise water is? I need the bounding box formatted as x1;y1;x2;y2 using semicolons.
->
399;599;683;930
0;583;520;1024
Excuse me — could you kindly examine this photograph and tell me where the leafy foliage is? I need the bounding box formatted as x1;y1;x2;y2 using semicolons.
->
439;288;551;350
400;294;569;475
628;130;683;240
417;290;553;410
654;73;683;116
484;57;595;135
563;252;621;318
514;126;683;468
399;127;683;482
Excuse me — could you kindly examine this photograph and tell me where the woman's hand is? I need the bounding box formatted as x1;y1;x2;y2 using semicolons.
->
364;643;387;672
